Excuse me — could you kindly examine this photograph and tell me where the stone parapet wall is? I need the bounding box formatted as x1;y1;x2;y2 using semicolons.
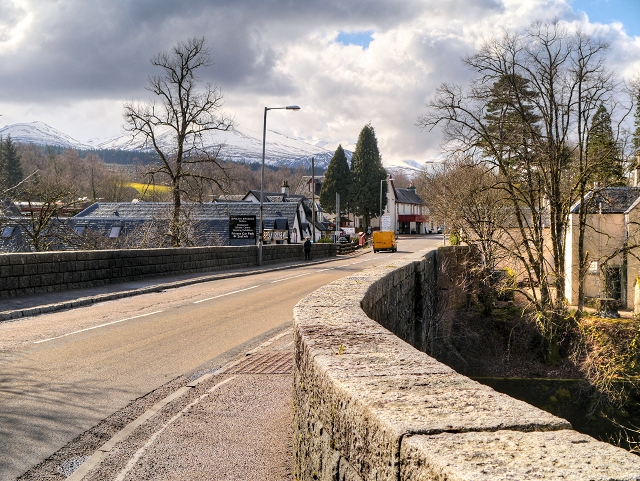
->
0;243;335;299
293;249;640;480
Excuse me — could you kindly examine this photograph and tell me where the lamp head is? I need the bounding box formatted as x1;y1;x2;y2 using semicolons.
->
286;105;301;111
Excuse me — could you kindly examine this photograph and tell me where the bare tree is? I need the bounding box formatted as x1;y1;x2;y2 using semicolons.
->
8;174;79;251
124;37;234;246
420;158;510;313
419;21;627;361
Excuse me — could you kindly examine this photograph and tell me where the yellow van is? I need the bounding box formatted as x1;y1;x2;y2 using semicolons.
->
372;231;397;253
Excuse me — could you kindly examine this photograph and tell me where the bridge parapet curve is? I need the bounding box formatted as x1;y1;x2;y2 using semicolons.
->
293;249;640;480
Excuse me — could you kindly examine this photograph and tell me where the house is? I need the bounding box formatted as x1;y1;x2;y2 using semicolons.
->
376;178;431;234
70;200;306;247
565;186;640;309
243;181;329;241
0;200;79;252
0;200;26;251
395;183;431;234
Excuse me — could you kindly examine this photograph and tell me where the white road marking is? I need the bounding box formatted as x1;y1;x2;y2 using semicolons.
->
193;285;260;303
34;311;164;344
270;272;312;283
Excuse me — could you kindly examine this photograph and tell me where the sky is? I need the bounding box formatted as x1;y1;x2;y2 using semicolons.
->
0;0;639;167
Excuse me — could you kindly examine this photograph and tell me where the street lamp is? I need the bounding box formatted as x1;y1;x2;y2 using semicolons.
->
259;105;300;266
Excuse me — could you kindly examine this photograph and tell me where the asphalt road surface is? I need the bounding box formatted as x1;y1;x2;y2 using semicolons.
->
0;236;441;480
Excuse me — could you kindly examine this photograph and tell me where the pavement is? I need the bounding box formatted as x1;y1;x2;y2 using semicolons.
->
9;251;367;481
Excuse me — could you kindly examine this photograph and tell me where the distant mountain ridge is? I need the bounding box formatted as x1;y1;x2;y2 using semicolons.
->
0;121;348;170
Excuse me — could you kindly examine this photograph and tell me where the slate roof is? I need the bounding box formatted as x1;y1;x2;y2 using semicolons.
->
244;191;286;202
395;188;426;205
72;201;303;246
570;187;640;214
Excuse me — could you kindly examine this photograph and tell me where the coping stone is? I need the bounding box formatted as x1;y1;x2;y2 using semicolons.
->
401;430;640;481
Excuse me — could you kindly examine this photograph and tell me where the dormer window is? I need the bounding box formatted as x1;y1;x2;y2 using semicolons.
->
109;226;121;238
75;226;85;235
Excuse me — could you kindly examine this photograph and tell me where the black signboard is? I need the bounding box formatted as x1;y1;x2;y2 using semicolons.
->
229;215;256;240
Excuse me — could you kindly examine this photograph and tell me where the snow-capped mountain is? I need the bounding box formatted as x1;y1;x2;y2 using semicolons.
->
0;122;94;150
386;158;432;178
0;121;343;170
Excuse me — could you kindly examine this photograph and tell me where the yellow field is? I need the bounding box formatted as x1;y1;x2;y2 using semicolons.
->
126;182;172;195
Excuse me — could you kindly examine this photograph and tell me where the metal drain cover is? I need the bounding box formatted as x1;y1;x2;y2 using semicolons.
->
230;351;293;374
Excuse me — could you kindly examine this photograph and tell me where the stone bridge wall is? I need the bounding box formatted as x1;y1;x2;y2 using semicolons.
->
293;248;640;480
0;243;335;299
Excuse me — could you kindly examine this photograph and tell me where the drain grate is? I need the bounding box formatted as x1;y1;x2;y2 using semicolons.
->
230;351;293;374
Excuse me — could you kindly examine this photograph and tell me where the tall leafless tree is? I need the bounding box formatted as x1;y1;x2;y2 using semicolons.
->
419;21;629;360
124;37;234;246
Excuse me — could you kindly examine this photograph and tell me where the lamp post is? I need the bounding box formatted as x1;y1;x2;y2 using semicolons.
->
259;105;300;266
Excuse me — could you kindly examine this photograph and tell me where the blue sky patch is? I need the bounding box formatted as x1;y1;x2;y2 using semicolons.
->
571;0;640;37
336;31;374;49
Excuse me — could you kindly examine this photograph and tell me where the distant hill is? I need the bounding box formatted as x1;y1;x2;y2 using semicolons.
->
0;121;348;170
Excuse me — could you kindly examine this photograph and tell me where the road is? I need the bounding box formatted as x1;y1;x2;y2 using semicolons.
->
0;236;441;480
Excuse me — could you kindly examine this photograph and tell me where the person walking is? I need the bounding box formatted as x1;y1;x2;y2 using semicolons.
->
303;236;312;260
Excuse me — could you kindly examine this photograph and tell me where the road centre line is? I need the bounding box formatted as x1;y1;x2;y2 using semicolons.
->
193;285;260;304
34;311;164;344
271;272;312;283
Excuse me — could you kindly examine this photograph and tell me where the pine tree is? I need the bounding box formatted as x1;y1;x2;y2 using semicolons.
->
0;135;5;192
483;74;540;171
350;124;387;228
2;136;24;190
587;104;624;186
319;144;351;217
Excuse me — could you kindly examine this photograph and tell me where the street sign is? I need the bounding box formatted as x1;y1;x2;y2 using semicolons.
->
229;215;256;240
263;230;289;242
380;215;392;231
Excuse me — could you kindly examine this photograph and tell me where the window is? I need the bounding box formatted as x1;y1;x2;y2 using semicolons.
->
75;226;85;235
109;226;121;238
588;261;598;275
1;226;14;238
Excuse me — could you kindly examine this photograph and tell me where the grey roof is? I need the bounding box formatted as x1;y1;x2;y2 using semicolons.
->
72;201;302;247
395;188;426;205
75;201;299;221
570;187;640;214
0;199;22;217
244;190;286;202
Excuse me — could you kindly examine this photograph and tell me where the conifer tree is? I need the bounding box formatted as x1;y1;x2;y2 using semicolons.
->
0;135;5;192
587;104;624;186
350;124;387;228
2;136;24;190
319;144;351;217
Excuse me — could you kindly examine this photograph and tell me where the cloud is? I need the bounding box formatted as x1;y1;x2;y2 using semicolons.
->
0;0;638;163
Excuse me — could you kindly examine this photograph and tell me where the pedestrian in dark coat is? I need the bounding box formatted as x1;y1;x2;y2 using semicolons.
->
304;237;312;260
